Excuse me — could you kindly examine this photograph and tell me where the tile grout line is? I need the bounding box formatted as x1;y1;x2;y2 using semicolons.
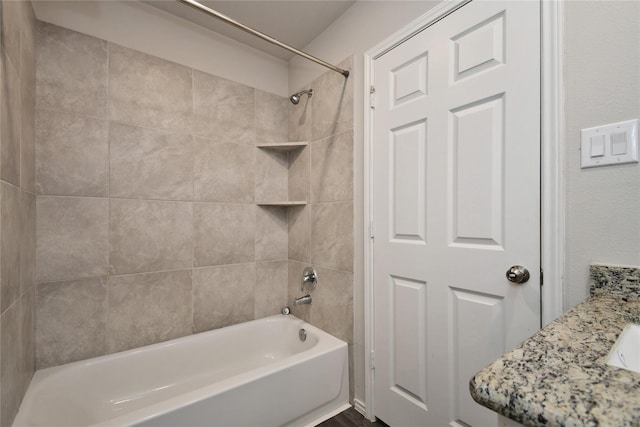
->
105;40;111;353
253;89;258;320
191;66;196;334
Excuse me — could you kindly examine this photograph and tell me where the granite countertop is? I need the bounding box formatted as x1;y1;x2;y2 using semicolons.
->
470;265;640;426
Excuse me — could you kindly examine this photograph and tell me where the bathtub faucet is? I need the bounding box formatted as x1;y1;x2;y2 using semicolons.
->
294;295;312;305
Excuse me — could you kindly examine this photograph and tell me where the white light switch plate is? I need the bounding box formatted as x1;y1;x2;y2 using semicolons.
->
581;119;638;168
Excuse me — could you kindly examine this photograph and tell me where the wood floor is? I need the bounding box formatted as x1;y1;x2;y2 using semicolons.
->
319;407;388;427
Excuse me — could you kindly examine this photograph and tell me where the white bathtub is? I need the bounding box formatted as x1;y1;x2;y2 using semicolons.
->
14;315;349;427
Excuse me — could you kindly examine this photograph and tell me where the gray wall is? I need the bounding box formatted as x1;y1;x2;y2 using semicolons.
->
34;22;291;369
564;1;640;309
0;0;37;425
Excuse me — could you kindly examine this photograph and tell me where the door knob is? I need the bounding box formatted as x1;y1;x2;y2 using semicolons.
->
506;265;530;284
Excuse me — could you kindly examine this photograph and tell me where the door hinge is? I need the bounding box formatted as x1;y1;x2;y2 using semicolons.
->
369;220;375;239
370;85;376;110
370;350;376;370
540;267;544;286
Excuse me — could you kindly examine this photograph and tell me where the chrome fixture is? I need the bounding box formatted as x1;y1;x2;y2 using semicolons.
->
290;89;313;105
176;0;349;77
294;295;312;305
299;328;307;342
506;265;530;284
281;307;291;315
301;266;318;291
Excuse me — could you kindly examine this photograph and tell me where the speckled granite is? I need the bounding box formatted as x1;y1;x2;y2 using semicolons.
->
470;264;640;427
590;264;640;301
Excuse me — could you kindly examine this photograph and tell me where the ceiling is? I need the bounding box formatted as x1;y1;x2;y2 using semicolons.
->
142;1;356;61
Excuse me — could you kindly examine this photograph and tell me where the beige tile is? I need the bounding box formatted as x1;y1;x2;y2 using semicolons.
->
109;43;192;133
109;199;192;275
288;145;310;202
288;205;310;263
110;122;193;200
194;203;255;267
20;2;36;193
287;260;307;301
1;299;22;427
20;191;35;295
255;206;288;261
255;149;289;202
36;197;109;283
1;183;21;313
288;88;313;142
19;0;37;78
21;101;36;194
311;57;354;141
287;260;310;321
193;70;255;143
107;270;192;353
36;21;108;118
255;90;288;143
21;83;36;193
193;137;255;203
289;263;353;342
255;261;288;318
20;289;35;401
35;278;107;369
311;130;353;203
1;0;21;72
36;109;109;196
1;49;21;185
311;202;353;272
255;148;288;202
309;266;353;343
193;263;255;332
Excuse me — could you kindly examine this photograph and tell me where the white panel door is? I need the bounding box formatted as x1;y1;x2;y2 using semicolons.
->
372;1;540;426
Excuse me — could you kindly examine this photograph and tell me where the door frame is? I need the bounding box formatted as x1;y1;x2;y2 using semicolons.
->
362;0;565;420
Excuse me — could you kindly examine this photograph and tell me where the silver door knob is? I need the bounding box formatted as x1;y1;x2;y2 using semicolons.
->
506;265;530;284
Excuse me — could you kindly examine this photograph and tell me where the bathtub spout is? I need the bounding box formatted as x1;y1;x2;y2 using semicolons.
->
294;295;312;305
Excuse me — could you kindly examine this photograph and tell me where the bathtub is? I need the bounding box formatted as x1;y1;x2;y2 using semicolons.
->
13;315;349;427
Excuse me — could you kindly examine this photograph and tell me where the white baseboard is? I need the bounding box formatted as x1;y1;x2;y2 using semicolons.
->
353;399;374;421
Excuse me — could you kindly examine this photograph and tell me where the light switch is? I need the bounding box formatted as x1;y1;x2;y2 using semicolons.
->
611;132;627;155
590;134;605;157
581;119;639;168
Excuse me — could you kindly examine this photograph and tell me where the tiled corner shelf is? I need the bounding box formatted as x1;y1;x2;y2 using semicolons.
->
256;142;308;208
257;142;308;152
256;201;307;207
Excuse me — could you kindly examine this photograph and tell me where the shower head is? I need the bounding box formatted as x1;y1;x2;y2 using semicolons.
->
290;89;313;105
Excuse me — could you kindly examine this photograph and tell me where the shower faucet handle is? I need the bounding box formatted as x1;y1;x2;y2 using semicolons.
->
301;266;318;292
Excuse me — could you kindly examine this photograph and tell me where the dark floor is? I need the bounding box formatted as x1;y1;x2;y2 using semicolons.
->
319;407;388;427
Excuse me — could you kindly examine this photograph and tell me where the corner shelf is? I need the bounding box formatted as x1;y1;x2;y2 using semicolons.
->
257;142;308;152
256;142;309;209
256;201;307;207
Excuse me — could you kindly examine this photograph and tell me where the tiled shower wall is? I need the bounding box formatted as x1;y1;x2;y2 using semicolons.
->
0;0;37;425
34;22;291;369
287;58;355;396
34;18;355;402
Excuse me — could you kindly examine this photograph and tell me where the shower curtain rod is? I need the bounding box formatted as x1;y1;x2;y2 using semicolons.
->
176;0;350;78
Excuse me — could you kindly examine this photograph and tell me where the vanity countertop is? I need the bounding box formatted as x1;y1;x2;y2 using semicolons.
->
470;265;640;426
